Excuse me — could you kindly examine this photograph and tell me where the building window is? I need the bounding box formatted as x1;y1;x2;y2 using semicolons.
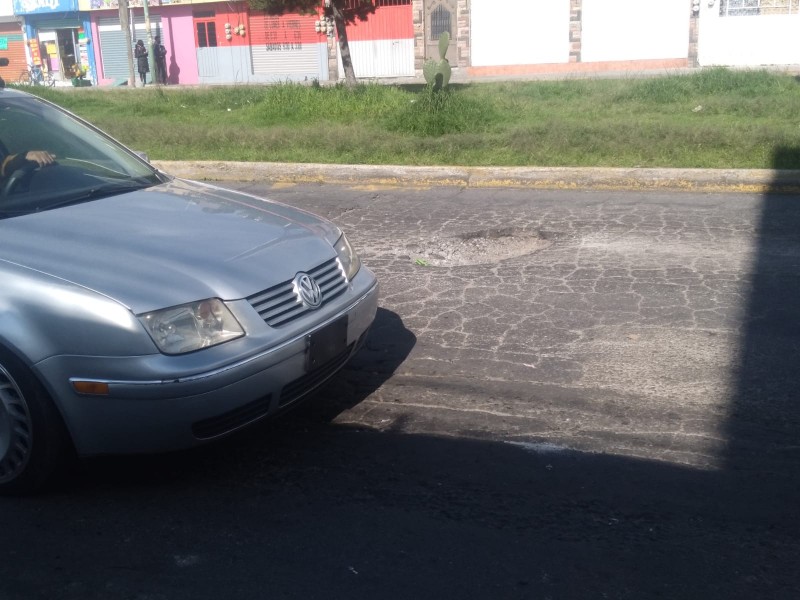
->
720;0;799;15
430;5;451;40
196;21;217;47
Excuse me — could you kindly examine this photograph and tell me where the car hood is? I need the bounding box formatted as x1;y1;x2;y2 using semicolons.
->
0;179;340;313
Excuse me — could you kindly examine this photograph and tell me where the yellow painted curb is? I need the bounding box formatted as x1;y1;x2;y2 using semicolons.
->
153;161;800;194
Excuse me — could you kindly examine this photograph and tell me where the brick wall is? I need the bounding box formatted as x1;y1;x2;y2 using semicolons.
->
570;0;582;63
689;0;699;67
327;35;338;80
413;0;424;70
456;0;469;66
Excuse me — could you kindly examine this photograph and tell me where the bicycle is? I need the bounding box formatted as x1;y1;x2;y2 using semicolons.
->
16;65;55;87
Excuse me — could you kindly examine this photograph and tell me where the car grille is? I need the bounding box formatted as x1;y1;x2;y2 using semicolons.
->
191;331;368;440
279;343;353;407
190;344;353;439
192;393;273;440
246;258;348;327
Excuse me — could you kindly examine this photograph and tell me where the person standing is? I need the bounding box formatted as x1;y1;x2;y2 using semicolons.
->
134;40;149;86
153;36;168;85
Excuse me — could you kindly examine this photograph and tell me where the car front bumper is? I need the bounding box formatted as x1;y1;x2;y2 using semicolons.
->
35;275;379;456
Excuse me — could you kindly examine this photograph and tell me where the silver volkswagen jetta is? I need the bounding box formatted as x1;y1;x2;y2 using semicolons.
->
0;87;378;494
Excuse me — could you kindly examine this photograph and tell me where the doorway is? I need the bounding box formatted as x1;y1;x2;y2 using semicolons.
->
56;29;77;78
424;0;457;62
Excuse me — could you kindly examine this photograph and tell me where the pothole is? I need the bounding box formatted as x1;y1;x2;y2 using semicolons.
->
407;227;552;267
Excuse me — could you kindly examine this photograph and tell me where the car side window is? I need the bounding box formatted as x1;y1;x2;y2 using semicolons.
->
0;107;72;160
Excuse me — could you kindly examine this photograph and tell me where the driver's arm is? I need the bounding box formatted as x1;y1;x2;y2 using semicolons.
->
1;151;56;177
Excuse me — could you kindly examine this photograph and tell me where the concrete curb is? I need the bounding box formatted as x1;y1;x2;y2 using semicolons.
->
153;161;800;193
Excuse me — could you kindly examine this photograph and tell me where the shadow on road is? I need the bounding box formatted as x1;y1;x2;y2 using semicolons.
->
1;172;800;599
1;417;796;598
723;147;800;475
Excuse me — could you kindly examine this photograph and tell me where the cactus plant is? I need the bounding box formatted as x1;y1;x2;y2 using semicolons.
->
423;31;451;91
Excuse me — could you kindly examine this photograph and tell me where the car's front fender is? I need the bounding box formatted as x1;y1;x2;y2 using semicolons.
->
0;262;156;366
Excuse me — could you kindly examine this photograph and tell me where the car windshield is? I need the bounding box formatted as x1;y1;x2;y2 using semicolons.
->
0;92;166;219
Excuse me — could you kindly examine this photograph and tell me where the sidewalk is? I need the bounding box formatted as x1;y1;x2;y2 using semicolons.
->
153;160;800;194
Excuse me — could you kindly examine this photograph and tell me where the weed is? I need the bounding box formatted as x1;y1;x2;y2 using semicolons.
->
385;86;498;137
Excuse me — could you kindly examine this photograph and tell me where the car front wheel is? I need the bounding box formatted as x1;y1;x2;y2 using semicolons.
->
0;348;70;495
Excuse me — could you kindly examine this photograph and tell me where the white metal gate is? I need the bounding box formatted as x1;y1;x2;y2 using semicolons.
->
698;0;800;66
339;1;414;78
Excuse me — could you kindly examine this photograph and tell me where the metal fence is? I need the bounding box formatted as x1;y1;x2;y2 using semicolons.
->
720;0;800;16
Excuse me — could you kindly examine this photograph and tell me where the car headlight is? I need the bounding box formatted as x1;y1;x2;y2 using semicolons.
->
334;233;361;281
139;298;244;355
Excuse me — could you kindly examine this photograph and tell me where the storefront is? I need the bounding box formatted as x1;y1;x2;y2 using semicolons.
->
12;0;95;83
86;0;329;86
247;10;328;82
0;18;28;84
85;0;196;86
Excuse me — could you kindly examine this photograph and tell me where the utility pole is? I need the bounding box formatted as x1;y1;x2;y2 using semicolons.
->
141;0;156;84
118;0;135;86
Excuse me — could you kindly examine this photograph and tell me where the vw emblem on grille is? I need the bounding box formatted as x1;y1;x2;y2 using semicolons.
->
293;273;323;309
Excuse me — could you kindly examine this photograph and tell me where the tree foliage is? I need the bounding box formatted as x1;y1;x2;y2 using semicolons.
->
247;0;377;24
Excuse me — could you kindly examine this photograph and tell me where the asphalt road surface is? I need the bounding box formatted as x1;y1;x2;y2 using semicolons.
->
1;184;798;600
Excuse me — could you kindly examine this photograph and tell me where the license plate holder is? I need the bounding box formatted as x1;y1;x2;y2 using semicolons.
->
307;316;348;370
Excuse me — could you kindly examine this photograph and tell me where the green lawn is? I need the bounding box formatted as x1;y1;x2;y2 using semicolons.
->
17;68;800;169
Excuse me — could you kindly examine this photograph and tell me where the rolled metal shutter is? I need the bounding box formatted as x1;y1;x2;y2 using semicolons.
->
251;44;320;76
97;16;161;80
248;13;323;78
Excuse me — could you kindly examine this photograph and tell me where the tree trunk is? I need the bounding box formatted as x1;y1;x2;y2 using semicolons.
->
332;4;357;86
118;0;136;86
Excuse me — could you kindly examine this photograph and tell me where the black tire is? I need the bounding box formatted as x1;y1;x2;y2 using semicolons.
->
0;347;71;495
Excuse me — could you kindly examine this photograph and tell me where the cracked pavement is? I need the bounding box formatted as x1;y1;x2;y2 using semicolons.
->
228;183;797;474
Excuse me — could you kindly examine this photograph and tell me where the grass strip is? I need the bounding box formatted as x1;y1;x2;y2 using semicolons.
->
16;67;800;169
